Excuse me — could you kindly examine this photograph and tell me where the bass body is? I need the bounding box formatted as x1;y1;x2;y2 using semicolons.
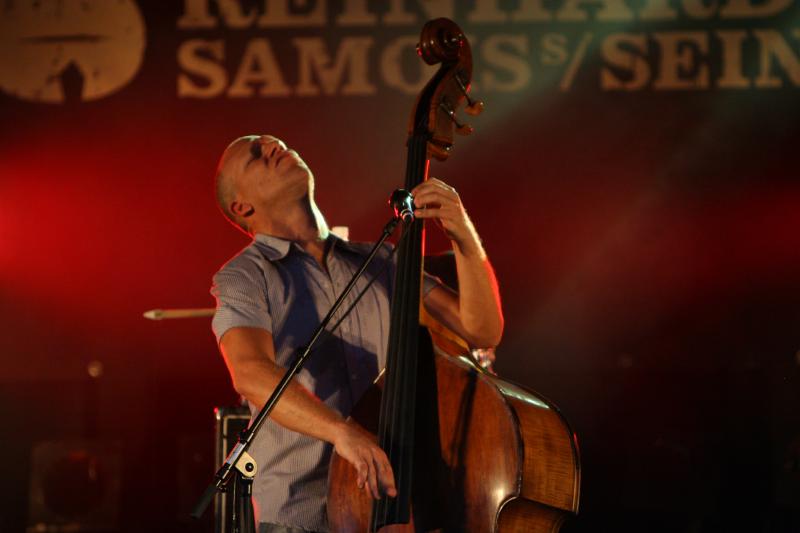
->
328;331;580;532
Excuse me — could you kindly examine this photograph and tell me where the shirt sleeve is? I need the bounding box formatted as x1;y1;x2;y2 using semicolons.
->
210;260;272;344
422;270;443;296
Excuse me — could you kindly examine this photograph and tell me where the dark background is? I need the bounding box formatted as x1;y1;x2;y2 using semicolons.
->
1;1;799;532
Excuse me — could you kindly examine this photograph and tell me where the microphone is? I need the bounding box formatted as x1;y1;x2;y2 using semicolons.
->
390;189;415;223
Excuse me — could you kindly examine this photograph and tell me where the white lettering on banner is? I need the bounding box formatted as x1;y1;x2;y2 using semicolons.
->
1;0;794;103
171;1;800;97
177;39;227;97
177;0;453;28
636;0;792;20
177;0;257;29
481;35;532;92
178;0;327;28
652;32;709;90
600;34;649;91
639;0;679;21
682;0;719;20
755;29;800;88
258;0;325;27
541;34;569;66
717;31;750;88
721;0;793;18
174;29;800;96
294;37;375;95
177;37;378;96
556;0;634;22
229;39;292;97
600;30;800;90
176;0;794;28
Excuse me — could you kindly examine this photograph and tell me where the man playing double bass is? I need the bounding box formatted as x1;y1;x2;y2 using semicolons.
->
211;134;503;533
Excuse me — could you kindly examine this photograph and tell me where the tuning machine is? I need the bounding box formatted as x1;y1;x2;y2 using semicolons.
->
428;141;453;161
455;74;484;116
439;100;473;136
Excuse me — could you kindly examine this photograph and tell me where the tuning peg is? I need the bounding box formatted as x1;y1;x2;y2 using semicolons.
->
428;142;452;161
439;101;473;136
465;99;484;116
456;122;474;135
455;75;484;116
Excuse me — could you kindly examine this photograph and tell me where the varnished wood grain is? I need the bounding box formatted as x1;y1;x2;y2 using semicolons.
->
497;498;568;533
508;395;581;512
328;350;581;532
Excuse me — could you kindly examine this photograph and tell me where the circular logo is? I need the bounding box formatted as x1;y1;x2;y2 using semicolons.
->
0;0;146;103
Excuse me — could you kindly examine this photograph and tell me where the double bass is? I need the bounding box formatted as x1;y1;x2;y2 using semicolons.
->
328;19;581;532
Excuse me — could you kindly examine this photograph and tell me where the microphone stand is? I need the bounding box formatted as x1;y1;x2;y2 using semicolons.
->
192;192;414;531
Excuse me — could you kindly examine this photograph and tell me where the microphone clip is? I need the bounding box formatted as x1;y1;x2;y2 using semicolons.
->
390;189;415;224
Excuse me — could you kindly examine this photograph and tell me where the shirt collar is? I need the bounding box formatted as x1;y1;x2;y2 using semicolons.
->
253;231;358;261
253;233;292;260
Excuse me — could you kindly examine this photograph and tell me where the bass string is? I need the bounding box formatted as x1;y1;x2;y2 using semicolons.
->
384;134;428;514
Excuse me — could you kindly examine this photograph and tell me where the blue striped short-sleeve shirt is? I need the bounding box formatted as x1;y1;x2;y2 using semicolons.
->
211;232;438;532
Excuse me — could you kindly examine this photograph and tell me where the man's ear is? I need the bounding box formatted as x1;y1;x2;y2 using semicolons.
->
231;200;255;219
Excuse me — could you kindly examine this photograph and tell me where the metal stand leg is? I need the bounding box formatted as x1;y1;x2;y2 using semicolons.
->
235;473;255;533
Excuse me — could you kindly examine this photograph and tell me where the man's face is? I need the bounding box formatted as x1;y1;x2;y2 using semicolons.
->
221;135;313;209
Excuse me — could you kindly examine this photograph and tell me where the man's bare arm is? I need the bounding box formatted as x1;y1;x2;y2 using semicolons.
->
220;326;396;499
414;178;504;348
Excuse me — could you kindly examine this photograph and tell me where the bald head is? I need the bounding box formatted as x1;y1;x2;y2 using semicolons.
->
214;134;316;237
215;136;256;234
